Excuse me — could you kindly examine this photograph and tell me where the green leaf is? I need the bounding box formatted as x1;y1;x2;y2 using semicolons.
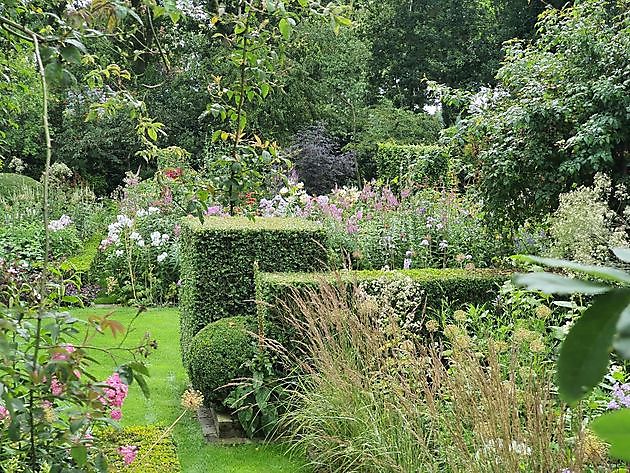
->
134;372;151;399
513;255;630;283
71;445;88;466
279;18;291;40
60;45;82;64
260;83;270;98
512;272;610;295
613;248;630;263
590;409;630;461
558;289;630;403
95;453;109;473
147;127;158;141
614;306;630;358
44;61;64;85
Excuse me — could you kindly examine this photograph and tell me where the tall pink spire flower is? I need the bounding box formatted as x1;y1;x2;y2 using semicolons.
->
118;445;138;465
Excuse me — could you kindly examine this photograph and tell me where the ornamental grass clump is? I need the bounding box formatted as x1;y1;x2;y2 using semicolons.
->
278;279;614;472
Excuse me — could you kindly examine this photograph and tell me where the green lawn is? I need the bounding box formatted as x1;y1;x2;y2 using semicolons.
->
70;306;305;473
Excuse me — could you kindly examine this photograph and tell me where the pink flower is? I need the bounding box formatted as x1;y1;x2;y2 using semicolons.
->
204;205;227;217
173;224;181;237
110;408;123;421
118;445;138;465
0;405;9;422
100;373;128;408
51;344;76;361
51;376;64;397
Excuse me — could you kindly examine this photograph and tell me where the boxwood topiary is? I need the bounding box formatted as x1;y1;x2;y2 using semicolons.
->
179;216;328;361
187;316;257;406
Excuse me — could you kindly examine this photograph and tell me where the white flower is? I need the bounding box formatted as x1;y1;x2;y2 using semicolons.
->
136;209;148;218
509;440;531;456
48;215;73;232
137;239;145;247
148;206;160;214
130;232;141;241
157;252;168;263
439;240;449;250
116;215;133;227
436;223;444;230
279;186;289;195
420;239;430;246
161;233;170;243
150;231;162;246
115;250;124;257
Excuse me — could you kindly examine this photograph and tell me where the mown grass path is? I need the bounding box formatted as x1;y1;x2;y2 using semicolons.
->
71;306;304;473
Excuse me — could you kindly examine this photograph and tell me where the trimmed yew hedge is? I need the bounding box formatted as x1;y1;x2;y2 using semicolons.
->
375;143;449;185
179;216;328;361
255;268;509;323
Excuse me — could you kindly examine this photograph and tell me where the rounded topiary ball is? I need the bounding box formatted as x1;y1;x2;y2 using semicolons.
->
187;316;256;406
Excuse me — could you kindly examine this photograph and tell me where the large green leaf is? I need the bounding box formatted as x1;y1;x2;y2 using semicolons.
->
613;248;630;264
557;289;630;403
590;409;630;462
513;272;610;295
614;306;630;358
513;255;630;283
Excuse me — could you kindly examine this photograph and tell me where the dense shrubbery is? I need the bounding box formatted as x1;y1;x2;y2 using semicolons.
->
374;143;449;187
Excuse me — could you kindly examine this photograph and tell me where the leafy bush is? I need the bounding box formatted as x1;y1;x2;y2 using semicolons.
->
374;143;449;187
0;222;81;263
288;124;357;195
179;216;328;360
100;425;181;472
187;316;256;406
548;174;628;265
0;172;41;201
450;0;630;225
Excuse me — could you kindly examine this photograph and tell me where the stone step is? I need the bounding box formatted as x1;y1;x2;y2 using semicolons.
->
198;406;252;444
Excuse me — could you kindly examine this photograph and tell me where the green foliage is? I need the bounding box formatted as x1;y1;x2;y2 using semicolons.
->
453;0;630;225
349;101;443;180
548;173;628;265
0;222;81;263
374;143;449;187
512;250;630;461
256;268;507;323
60;234;100;273
100;425;181;472
187;316;256;406
179;216;328;360
0;173;41;201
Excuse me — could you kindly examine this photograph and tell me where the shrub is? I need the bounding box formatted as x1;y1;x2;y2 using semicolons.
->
99;425;181;472
374;143;449;186
256;268;508;326
288;124;357;195
179;216;328;359
548;173;628;265
0;172;41;201
0;221;82;263
187;316;257;406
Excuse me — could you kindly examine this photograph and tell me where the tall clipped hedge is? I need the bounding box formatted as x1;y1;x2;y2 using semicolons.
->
179;216;328;359
256;268;508;323
375;143;448;186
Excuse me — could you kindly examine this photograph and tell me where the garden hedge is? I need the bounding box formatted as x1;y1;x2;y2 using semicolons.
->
256;268;508;323
187;316;257;406
375;143;449;186
0;173;41;201
179;216;328;360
